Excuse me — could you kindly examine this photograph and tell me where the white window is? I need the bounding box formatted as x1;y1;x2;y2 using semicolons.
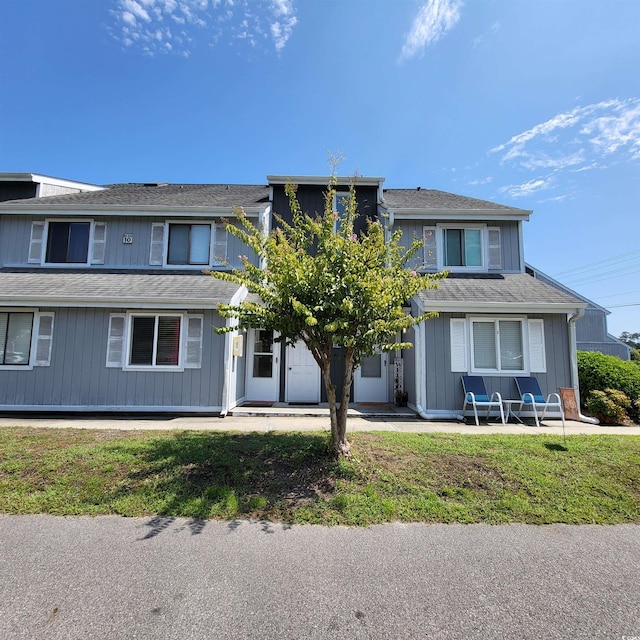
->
422;226;502;272
0;310;54;369
149;222;227;267
106;313;203;370
29;221;106;265
450;317;546;375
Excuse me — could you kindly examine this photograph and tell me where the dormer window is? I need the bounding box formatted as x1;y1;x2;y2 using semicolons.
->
422;225;502;272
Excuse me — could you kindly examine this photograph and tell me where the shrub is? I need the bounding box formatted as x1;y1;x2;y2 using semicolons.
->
585;389;631;425
578;351;640;423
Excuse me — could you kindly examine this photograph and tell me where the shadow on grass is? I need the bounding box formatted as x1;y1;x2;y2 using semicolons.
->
106;431;339;531
544;442;568;452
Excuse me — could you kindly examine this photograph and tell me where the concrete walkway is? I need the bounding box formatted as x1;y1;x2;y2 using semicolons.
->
0;405;639;435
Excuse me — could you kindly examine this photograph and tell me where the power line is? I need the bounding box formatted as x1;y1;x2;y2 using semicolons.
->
606;302;640;308
563;265;640;287
552;248;640;278
596;289;640;299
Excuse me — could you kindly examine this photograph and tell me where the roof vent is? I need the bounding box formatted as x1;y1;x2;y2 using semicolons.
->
417;186;421;191
143;182;168;187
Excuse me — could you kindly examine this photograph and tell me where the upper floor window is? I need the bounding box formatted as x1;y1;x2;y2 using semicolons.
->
29;220;106;266
149;221;227;268
0;310;54;369
168;224;211;265
423;225;501;272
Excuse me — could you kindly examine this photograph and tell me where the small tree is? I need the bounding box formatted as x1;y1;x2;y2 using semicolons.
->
210;174;442;456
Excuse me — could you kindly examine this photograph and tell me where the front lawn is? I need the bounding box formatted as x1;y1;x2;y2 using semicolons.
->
1;428;639;525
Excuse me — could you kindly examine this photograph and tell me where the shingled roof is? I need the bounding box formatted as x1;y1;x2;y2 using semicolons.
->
417;273;585;311
0;270;242;308
382;188;529;213
0;183;270;209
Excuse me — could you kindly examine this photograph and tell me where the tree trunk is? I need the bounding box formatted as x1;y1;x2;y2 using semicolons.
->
321;348;355;458
320;352;354;458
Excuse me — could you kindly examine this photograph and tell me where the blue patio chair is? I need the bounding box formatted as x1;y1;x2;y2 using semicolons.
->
514;377;565;428
461;376;506;426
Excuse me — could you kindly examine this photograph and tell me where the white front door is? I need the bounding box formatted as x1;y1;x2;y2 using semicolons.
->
286;341;320;403
354;351;389;402
246;329;279;401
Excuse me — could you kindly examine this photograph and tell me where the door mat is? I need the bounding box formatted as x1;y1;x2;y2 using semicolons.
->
241;402;274;407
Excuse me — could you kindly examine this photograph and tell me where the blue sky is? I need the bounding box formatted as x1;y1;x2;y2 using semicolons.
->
1;0;638;337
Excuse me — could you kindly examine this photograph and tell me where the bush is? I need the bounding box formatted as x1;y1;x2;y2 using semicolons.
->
578;351;640;423
585;389;631;425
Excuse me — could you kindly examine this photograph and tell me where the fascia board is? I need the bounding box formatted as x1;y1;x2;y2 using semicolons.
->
0;205;265;217
0;296;228;309
417;301;588;313
391;209;531;221
0;173;104;190
267;175;385;187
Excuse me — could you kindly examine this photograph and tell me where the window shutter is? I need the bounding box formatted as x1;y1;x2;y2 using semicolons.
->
28;222;45;263
487;228;502;269
184;315;203;368
528;318;546;373
91;222;107;264
149;223;165;266
34;312;55;366
450;318;468;372
213;222;227;266
423;226;437;269
106;314;126;368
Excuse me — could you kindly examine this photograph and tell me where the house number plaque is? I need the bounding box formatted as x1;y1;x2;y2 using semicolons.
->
122;234;133;244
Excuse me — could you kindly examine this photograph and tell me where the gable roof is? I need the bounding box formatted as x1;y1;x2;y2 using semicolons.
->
381;188;531;220
416;273;585;313
0;183;271;211
0;269;243;309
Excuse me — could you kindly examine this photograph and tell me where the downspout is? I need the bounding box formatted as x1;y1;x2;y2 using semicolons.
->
568;308;599;424
219;319;233;418
414;315;464;421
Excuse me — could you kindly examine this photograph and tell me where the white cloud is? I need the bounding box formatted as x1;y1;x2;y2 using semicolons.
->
499;178;550;199
488;98;640;200
400;0;462;61
110;0;298;56
492;99;640;168
468;176;493;186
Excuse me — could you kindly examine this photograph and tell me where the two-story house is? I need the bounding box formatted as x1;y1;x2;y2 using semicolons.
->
0;175;587;418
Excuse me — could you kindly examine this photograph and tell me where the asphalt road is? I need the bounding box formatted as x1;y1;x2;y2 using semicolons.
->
0;516;638;639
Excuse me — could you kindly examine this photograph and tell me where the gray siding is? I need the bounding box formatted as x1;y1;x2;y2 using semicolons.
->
0;307;227;410
0;215;257;269
423;313;573;412
396;220;522;272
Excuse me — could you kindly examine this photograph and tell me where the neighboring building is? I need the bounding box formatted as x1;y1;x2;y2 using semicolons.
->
0;173;103;202
0;176;586;416
525;264;631;361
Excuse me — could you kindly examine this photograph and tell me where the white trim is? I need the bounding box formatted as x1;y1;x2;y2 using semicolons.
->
0;404;224;413
163;220;228;269
40;218;99;266
0;205;267;217
267;175;385;187
0;173;103;191
417;301;588;314
0;296;232;309
467;315;529;376
0;308;48;371
123;313;185;371
33;312;55;366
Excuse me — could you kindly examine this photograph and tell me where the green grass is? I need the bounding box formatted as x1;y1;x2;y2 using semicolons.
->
1;427;639;525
